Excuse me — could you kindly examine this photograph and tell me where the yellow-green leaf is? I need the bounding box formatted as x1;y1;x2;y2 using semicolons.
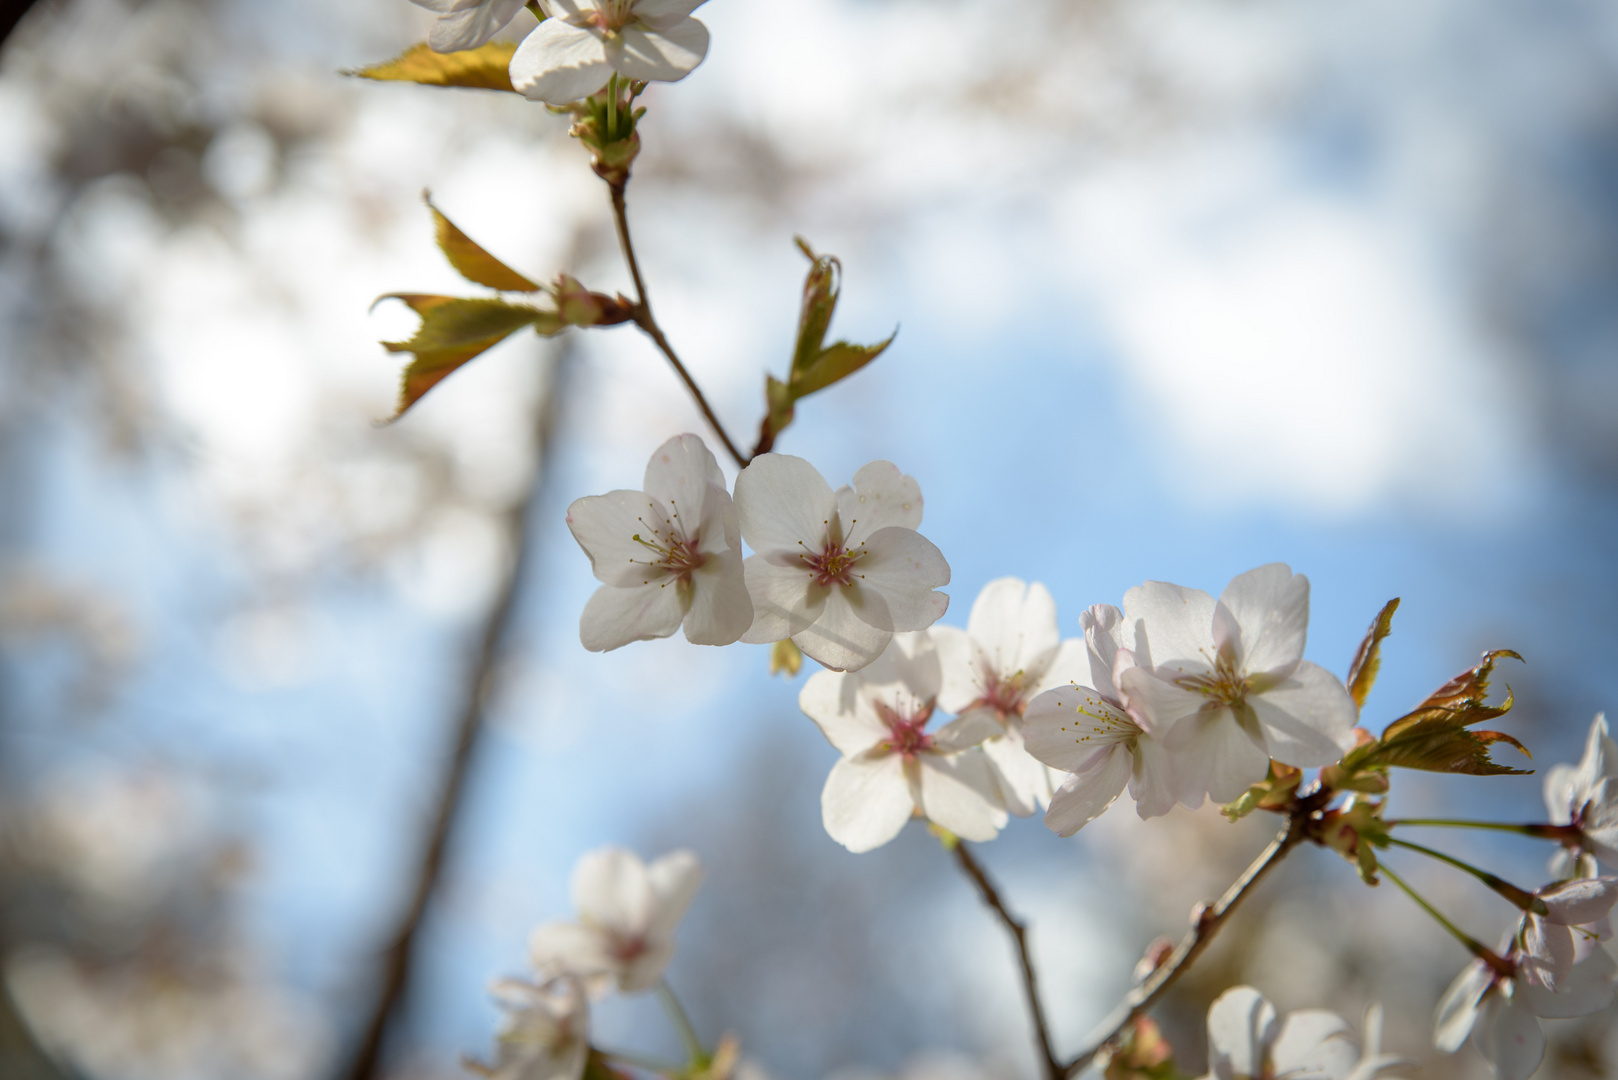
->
379;295;561;417
428;196;539;291
346;41;519;93
1346;597;1399;710
790;334;896;398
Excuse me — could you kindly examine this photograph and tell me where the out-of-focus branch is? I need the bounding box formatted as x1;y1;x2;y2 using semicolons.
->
607;182;748;469
1063;813;1309;1077
338;338;575;1080
950;841;1061;1080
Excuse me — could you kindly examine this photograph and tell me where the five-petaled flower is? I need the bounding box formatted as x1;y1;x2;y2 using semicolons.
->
529;846;703;995
931;578;1087;816
566;434;752;652
799;632;1006;852
1544;713;1618;878
511;0;711;105
735;454;950;673
1118;563;1358;806
469;976;589;1080
1518;876;1618;992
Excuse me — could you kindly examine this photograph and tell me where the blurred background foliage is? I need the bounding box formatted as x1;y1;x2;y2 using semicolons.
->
2;1;1617;1079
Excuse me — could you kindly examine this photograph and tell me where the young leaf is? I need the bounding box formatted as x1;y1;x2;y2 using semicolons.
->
346;41;520;93
791;237;840;373
428;197;539;291
790;335;896;398
1346;597;1399;710
379;295;562;417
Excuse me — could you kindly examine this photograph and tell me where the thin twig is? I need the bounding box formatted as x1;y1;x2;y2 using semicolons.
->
607;182;748;468
1062;814;1308;1077
951;841;1061;1080
338;340;574;1080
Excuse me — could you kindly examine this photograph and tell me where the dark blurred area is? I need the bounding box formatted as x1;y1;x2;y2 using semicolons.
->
3;1;1618;1080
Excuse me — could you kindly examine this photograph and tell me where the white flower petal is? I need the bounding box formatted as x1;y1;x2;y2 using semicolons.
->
1118;665;1208;739
1271;1009;1356;1080
1248;660;1358;767
633;0;707;31
642;434;725;538
837;460;924;544
930;624;984;714
852;526;950;630
644;849;702;943
1520;945;1617;1018
511;20;612;104
1030;637;1092;697
682;548;751;645
1433;960;1492;1052
1474;993;1545;1080
619;939;677;993
1023;685;1140;772
1539;876;1618;926
793;587;893;672
609;19;709;83
1214;563;1309;676
934;708;1007;754
571;847;653;938
1122;580;1216;673
528;921;615;985
1043;745;1130;836
739;555;821;644
416;0;526;51
799;669;887;757
822;751;913;853
1205;986;1277;1080
735;453;839;555
1164;705;1271;805
1128;733;1180;819
567;490;672;588
980;724;1053;816
1523;916;1575;990
917;750;1007;841
962;578;1060;682
579;581;686;651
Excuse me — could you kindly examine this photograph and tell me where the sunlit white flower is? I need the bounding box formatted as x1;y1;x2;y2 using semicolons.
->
566;434;751;652
1022;604;1176;835
931;578;1087;816
471;977;589;1080
411;0;526;52
1119;563;1357;805
799;632;1006;852
1200;986;1404;1080
1543;713;1618;877
1435;929;1616;1080
511;0;710;106
529;847;702;994
736;454;950;673
1519;876;1618;992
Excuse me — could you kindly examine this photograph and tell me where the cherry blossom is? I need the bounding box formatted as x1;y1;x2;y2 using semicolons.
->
411;0;526;52
931;578;1088;815
1435;930;1616;1080
1118;563;1358;805
1518;876;1618;992
736;454;950;673
1544;713;1618;877
1200;986;1404;1080
529;847;702;994
511;0;711;106
1022;604;1176;835
470;976;589;1080
566;434;751;652
799;632;1006;852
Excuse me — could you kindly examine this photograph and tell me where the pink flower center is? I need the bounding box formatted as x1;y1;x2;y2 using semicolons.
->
610;933;649;964
631;514;706;585
969;668;1028;724
801;542;860;587
582;0;635;31
876;699;935;759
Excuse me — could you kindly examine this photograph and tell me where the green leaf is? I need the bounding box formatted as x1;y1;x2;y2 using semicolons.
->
790;335;896;398
427;196;539;291
345;41;519;93
1343;649;1531;777
1346;597;1399;710
1221;761;1300;822
790;236;840;374
379;295;561;417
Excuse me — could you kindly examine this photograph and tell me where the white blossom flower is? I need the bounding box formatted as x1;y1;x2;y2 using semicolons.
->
1200;986;1404;1080
1519;876;1618;992
471;976;589;1080
1118;563;1358;805
1543;713;1618;877
736;454;950;673
1022;604;1177;835
411;0;527;52
931;578;1088;816
799;631;1006;852
529;847;702;994
1435;930;1616;1080
566;434;751;652
510;0;710;106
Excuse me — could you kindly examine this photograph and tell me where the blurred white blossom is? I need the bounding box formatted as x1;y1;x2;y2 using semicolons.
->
1200;986;1404;1080
470;977;590;1080
410;0;526;51
1544;713;1618;877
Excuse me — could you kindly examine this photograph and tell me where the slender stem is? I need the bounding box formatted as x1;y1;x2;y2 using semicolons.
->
606;182;748;468
950;841;1061;1080
656;979;707;1068
602;1047;683;1074
1379;862;1499;962
337;341;574;1080
1389;818;1578;841
1385;837;1541;911
1063;814;1307;1078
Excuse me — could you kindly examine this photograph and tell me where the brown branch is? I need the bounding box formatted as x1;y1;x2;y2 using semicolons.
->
1062;813;1309;1077
606;182;748;469
337;340;574;1080
951;841;1062;1080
